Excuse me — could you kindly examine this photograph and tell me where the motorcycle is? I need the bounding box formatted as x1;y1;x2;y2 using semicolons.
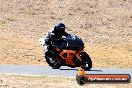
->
39;34;92;70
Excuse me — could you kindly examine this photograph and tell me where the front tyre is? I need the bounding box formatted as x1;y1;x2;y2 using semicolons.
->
81;52;92;70
45;51;61;69
45;56;61;69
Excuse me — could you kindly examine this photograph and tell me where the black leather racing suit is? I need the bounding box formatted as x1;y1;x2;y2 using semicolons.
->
44;29;68;56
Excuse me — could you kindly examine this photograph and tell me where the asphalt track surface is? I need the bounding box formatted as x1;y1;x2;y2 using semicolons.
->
0;64;132;78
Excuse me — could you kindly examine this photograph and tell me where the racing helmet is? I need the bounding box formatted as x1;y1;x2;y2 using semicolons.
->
54;23;65;33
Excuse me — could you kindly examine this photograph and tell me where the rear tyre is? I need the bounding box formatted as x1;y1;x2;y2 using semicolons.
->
81;52;92;70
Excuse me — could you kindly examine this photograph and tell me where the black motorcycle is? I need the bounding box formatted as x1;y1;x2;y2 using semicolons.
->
43;34;92;70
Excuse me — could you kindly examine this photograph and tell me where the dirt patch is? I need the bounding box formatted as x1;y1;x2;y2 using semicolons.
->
0;0;132;68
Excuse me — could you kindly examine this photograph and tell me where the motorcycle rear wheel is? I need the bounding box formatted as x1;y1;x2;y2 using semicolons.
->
81;52;92;70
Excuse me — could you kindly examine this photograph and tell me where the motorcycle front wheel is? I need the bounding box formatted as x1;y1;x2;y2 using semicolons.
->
45;52;61;69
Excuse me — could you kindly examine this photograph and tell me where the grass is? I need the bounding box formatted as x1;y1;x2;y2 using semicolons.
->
1;73;75;81
0;20;7;30
0;17;15;30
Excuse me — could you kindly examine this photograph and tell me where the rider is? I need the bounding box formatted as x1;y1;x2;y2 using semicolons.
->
45;23;69;56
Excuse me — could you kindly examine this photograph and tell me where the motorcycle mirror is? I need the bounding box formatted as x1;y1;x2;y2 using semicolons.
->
62;36;66;39
39;37;45;46
66;42;69;47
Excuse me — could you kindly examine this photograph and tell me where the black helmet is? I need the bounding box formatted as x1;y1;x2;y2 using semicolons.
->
54;23;65;33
